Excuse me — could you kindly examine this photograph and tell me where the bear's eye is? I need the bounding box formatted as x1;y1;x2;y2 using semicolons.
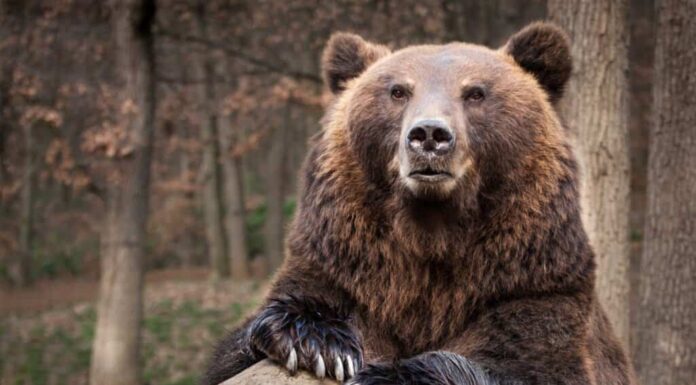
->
464;87;486;103
390;85;408;101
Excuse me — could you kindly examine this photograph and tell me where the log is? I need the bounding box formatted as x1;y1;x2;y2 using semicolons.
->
220;360;334;385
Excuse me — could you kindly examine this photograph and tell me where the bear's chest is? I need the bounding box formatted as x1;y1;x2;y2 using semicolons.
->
353;263;476;357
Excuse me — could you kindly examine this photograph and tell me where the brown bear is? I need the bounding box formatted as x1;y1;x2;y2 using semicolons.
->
203;22;636;385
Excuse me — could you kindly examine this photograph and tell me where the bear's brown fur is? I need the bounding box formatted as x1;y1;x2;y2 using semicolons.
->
204;22;636;385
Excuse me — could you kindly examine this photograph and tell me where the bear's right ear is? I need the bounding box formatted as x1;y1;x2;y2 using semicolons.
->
321;32;391;94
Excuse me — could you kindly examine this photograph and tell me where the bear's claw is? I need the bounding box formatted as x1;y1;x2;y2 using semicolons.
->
285;348;298;373
345;354;355;379
334;354;344;382
314;354;326;378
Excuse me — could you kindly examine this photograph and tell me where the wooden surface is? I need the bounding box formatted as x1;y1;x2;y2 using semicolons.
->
220;360;334;385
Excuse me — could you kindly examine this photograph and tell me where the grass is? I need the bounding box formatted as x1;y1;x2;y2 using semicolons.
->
1;282;260;385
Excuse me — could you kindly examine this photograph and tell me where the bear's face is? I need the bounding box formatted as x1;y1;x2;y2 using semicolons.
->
321;23;572;205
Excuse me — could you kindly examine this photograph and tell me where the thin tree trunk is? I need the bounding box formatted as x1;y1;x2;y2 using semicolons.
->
635;0;696;383
0;65;10;187
17;122;36;286
265;107;289;272
179;151;196;267
174;40;195;268
89;1;156;385
193;1;229;279
627;0;656;359
219;111;249;280
548;0;631;348
215;49;249;280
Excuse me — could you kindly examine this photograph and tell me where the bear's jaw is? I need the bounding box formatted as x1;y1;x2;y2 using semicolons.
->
397;154;475;202
402;175;458;201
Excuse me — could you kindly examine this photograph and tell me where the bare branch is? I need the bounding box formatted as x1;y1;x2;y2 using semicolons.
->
157;30;322;84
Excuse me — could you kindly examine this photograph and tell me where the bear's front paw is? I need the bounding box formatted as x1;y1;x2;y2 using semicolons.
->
248;296;363;382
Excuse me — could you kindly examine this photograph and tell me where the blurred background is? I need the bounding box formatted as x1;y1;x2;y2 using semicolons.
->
2;1;693;385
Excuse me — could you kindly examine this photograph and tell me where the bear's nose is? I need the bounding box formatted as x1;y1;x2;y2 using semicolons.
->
406;119;455;156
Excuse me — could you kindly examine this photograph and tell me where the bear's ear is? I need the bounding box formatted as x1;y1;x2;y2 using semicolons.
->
321;32;391;94
502;22;572;103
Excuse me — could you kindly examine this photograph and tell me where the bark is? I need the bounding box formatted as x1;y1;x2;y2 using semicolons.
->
193;1;229;279
634;0;696;383
220;360;321;385
264;107;289;272
548;0;631;347
88;1;156;385
17;122;36;286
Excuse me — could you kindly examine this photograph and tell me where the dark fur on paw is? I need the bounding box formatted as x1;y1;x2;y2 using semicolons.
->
248;294;363;382
349;351;496;385
202;320;262;385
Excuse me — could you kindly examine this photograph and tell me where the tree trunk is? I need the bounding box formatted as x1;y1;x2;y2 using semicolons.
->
193;1;229;279
634;0;696;383
17;122;36;286
264;107;289;272
219;111;249;280
548;0;631;348
89;1;156;385
214;48;249;280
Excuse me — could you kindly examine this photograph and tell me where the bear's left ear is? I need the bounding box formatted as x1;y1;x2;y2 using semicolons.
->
322;32;391;94
502;22;572;103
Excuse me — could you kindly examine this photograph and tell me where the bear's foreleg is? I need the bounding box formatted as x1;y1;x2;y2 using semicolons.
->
437;295;595;385
204;261;363;384
349;351;496;385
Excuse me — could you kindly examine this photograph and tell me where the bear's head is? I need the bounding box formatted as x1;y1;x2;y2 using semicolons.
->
319;23;573;216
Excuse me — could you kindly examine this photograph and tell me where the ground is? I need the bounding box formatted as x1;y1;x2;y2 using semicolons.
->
0;268;266;385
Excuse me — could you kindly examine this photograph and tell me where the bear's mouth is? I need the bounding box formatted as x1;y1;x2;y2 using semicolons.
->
408;168;452;182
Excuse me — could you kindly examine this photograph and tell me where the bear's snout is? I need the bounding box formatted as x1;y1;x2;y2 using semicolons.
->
406;119;455;157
